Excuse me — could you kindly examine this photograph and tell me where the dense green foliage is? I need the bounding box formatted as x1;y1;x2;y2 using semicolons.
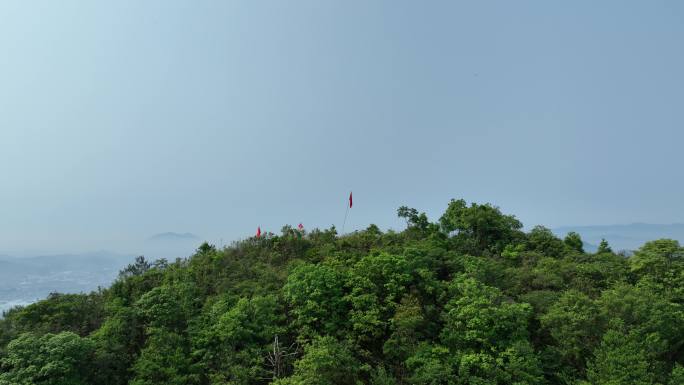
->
2;199;683;384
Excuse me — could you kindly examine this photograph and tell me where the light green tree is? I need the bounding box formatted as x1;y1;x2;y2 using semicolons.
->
130;328;199;385
0;332;95;385
193;294;285;384
346;252;412;344
283;263;348;339
630;239;683;281
586;320;657;385
438;277;543;385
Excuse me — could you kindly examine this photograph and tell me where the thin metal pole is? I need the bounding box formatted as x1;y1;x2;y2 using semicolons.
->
342;203;350;234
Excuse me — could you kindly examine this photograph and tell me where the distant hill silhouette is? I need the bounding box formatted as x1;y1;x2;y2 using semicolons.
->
553;223;684;252
147;232;200;241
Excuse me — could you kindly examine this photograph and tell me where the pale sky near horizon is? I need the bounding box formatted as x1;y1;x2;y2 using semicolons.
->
1;1;683;255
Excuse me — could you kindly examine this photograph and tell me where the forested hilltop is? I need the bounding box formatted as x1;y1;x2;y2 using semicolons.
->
1;199;683;385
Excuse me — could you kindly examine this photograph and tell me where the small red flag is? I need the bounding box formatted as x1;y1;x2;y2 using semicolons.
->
349;191;353;208
298;223;304;230
256;226;261;238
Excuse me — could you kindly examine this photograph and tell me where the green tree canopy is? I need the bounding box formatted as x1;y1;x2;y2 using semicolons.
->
0;332;95;385
1;198;682;385
439;199;523;255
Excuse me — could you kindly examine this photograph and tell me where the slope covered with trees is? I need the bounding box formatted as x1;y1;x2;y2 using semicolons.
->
1;199;683;385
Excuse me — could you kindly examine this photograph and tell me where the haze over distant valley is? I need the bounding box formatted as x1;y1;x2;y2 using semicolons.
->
0;232;202;314
3;222;684;314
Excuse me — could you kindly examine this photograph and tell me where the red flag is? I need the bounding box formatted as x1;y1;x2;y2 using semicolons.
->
349;191;353;208
256;226;261;238
298;223;304;230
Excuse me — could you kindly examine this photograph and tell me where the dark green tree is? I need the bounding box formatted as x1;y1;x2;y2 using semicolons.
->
527;226;566;258
274;336;361;385
119;256;151;278
540;290;602;376
439;199;523;255
564;232;584;253
597;239;613;254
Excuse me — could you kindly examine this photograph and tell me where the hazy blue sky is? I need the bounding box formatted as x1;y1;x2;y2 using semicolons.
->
1;1;683;255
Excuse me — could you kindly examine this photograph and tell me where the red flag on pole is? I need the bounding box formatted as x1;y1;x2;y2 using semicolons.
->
349;191;353;208
256;226;261;238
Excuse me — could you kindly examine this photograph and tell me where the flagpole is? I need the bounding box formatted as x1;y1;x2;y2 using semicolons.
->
342;204;350;235
342;191;351;235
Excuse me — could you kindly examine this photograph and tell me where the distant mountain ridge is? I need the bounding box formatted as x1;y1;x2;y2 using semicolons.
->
147;232;200;241
553;223;684;252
